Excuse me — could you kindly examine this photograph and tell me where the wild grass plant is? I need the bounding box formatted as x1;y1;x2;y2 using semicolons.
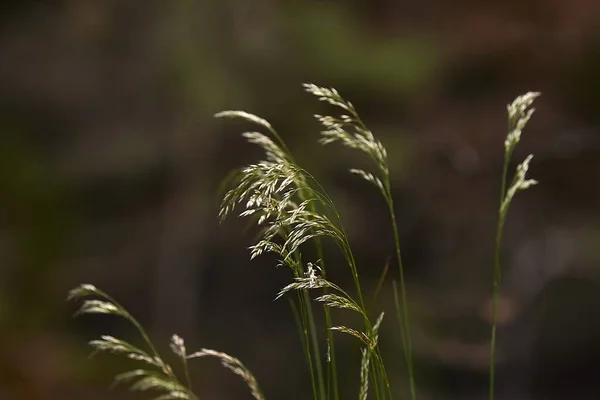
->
69;85;539;400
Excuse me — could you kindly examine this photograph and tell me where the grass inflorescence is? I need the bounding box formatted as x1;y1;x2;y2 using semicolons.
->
69;84;540;400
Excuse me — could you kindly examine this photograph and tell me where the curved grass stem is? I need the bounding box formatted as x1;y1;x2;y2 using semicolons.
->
384;177;416;400
489;146;511;400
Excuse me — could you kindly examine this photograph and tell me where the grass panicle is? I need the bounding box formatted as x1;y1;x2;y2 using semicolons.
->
68;284;263;400
489;92;540;400
217;109;331;399
188;349;265;400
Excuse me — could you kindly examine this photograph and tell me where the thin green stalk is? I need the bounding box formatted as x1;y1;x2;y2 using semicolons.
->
392;281;409;359
371;259;390;307
324;302;338;400
369;356;382;399
373;349;393;400
303;289;327;400
296;198;331;400
290;253;323;400
291;296;319;400
281;132;332;400
317;251;339;400
489;223;504;400
285;228;321;400
324;181;389;399
339;235;366;312
300;176;338;400
393;281;413;397
489;148;512;400
182;354;193;393
277;179;327;400
291;256;327;399
93;288;161;360
265;125;293;161
302;168;379;399
346;101;412;399
337;234;391;399
384;177;416;400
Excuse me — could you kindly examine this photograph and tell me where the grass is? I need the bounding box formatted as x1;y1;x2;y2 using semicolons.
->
68;85;539;400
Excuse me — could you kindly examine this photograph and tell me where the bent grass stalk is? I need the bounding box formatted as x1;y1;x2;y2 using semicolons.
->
489;92;540;400
216;111;329;400
306;83;408;398
69;85;540;400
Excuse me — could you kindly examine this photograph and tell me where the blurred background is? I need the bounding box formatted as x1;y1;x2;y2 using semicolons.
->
1;1;600;399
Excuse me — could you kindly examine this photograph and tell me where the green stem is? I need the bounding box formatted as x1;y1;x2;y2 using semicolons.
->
393;281;412;397
346;109;410;398
337;235;392;399
182;354;193;392
293;258;322;400
489;222;504;400
374;349;393;399
489;148;512;400
303;289;327;400
371;259;390;306
340;236;366;313
291;296;319;400
369;356;382;399
317;248;339;400
266;125;294;162
95;288;160;359
295;168;338;400
282;217;325;400
298;180;333;400
384;177;416;400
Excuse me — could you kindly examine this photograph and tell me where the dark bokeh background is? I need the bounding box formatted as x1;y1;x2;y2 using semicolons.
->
1;1;600;399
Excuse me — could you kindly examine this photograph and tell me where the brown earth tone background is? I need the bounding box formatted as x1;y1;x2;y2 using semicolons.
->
1;1;600;399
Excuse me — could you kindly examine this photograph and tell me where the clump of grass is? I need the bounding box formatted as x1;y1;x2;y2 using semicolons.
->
69;85;539;400
217;84;394;400
68;284;264;400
